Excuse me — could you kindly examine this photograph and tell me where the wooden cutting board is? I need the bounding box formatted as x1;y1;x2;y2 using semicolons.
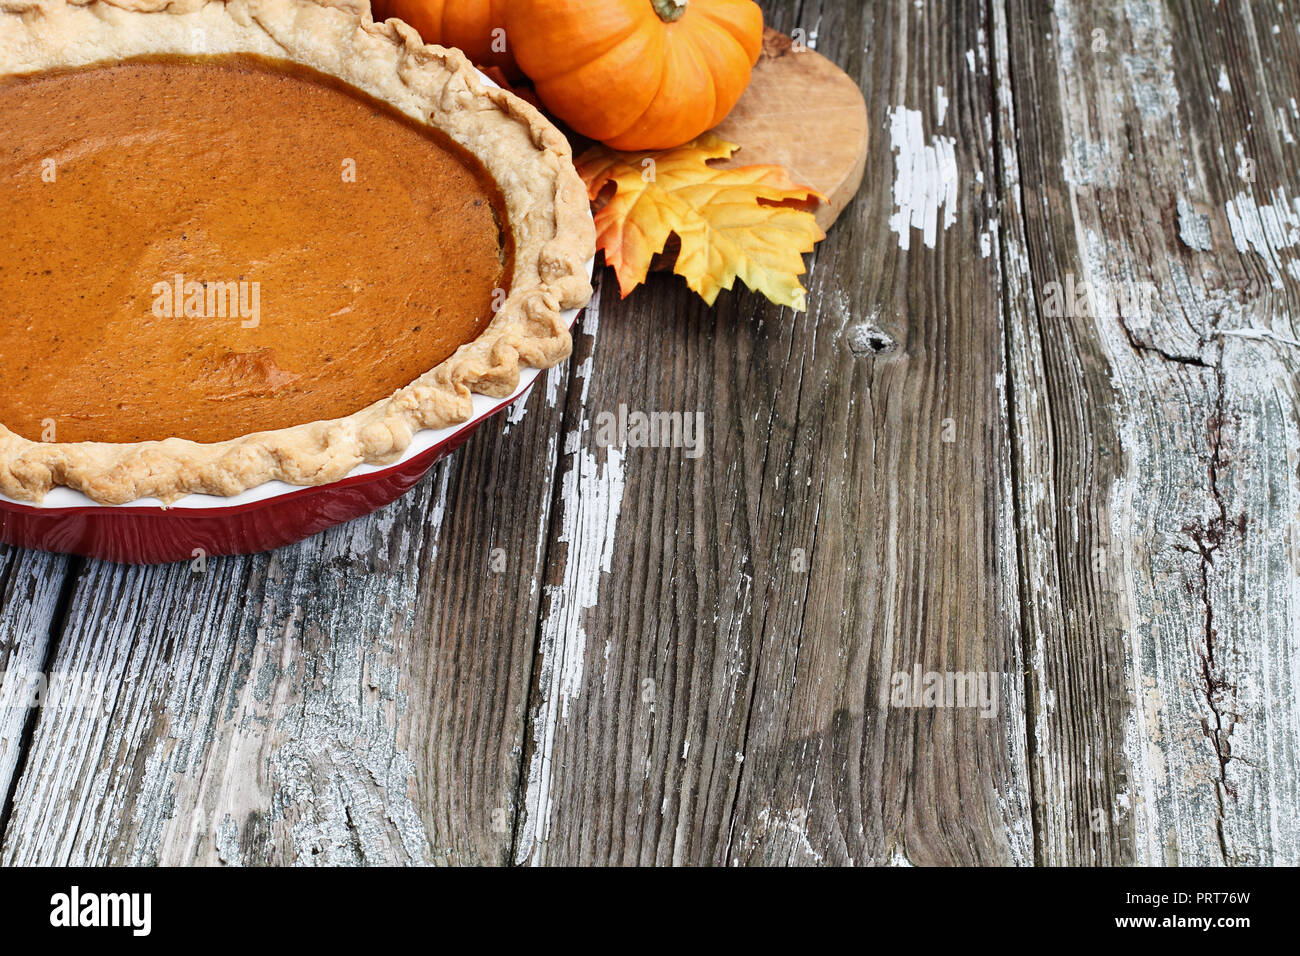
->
712;29;869;230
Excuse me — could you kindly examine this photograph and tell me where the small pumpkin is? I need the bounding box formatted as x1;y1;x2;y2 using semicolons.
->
371;0;520;78
508;0;764;151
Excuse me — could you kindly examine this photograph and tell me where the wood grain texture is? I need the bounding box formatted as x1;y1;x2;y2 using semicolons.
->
0;548;69;826
512;0;1031;866
1;0;1297;867
999;0;1300;864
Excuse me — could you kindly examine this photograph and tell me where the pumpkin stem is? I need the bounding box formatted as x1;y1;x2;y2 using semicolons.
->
650;0;687;23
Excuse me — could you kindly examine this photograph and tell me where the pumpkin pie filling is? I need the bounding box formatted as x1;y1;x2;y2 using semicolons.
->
0;54;511;445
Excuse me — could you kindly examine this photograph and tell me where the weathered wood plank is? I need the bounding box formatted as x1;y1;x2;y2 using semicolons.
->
999;0;1300;864
0;368;570;865
0;548;70;823
512;0;1032;866
6;0;1295;868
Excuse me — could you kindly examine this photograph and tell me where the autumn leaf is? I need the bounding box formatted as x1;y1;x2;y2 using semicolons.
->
576;134;826;311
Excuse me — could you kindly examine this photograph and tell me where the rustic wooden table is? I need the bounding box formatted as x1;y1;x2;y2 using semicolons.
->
1;0;1298;866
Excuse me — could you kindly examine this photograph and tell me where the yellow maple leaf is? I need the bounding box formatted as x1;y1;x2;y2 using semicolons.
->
576;134;827;311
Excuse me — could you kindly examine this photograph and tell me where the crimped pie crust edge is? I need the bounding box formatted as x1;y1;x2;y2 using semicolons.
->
0;0;595;505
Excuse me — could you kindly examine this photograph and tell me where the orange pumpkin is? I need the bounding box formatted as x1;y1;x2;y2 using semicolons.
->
508;0;764;151
371;0;519;78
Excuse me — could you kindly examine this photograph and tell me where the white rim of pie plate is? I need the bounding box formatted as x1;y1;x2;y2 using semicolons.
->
0;70;595;513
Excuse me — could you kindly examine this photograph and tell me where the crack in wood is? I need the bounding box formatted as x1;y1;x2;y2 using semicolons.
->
988;0;1048;866
0;556;80;849
1177;350;1242;861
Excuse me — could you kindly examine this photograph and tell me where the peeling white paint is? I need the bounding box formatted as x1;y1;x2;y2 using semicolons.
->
886;106;958;251
1277;108;1295;145
1225;186;1300;288
504;354;565;433
886;847;914;866
981;216;997;258
1177;197;1213;251
1054;0;1077;74
517;291;627;866
1120;1;1180;121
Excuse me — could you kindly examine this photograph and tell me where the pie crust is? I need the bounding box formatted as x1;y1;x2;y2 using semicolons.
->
0;0;595;505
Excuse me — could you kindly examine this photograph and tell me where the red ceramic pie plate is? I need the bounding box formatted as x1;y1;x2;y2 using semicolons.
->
0;72;593;565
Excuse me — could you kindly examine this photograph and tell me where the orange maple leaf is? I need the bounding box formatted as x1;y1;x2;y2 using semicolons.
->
576;134;826;311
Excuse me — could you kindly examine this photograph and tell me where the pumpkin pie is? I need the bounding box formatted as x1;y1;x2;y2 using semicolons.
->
0;0;594;505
